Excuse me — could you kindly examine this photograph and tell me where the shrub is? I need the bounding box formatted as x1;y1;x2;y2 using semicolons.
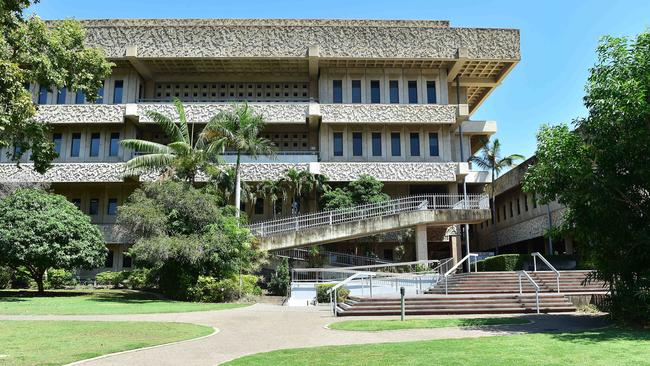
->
189;275;261;303
476;254;525;271
125;268;156;290
46;269;76;289
10;267;34;289
268;258;290;296
316;284;349;303
95;271;129;288
0;266;12;289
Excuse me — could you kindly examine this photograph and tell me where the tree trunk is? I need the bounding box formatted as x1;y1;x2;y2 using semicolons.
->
234;152;242;218
35;274;45;294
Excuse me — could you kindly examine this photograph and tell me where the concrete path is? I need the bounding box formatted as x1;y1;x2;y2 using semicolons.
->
0;304;609;365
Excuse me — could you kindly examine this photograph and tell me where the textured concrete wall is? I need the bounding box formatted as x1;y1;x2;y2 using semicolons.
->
35;105;126;124
320;104;457;124
137;103;309;124
77;19;520;60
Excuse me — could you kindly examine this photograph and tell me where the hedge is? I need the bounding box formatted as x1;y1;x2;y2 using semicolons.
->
316;283;350;303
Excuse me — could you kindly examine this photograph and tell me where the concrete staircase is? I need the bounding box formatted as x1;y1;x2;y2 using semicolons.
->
530;270;607;293
337;293;576;316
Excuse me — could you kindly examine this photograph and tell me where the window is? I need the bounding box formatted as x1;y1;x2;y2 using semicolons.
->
352;132;363;156
96;85;104;104
109;132;120;157
70;133;81;157
516;198;521;215
38;86;48;104
52;133;63;156
503;205;507;220
389;80;399;103
351;80;361;103
75;91;85;104
333;132;343;156
122;254;132;268
71;198;81;209
113;80;123;103
105;250;114;268
409;132;420;156
254;198;264;215
57;87;67;104
524;194;529;211
107;198;118;215
390;132;401;156
509;201;513;217
89;133;100;157
89;198;99;216
426;81;437;104
428;132;439;156
408;81;418;104
371;132;382;156
370;80;380;103
332;80;342;103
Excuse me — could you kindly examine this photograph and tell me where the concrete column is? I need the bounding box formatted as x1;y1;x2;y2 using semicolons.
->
450;235;462;265
415;224;428;261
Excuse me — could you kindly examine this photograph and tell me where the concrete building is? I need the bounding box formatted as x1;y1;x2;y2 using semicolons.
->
471;157;575;255
0;19;519;274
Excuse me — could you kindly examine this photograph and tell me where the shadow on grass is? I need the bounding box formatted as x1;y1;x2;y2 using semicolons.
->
550;327;650;344
458;314;611;335
0;289;171;304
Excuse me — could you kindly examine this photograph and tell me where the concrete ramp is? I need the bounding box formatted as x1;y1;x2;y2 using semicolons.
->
249;194;490;251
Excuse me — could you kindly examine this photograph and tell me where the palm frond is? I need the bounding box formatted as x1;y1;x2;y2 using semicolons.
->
172;98;191;144
120;139;172;154
123;153;175;174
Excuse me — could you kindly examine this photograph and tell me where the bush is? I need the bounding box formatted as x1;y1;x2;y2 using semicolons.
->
10;267;34;289
316;284;349;303
125;268;157;290
0;266;12;289
95;271;129;288
46;269;76;289
268;258;290;296
189;275;261;303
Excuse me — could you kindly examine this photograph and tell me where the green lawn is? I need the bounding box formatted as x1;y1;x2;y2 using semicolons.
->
0;290;249;315
328;317;530;331
0;320;212;366
224;328;650;366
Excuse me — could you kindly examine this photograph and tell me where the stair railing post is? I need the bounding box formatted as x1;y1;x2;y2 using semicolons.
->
445;275;448;295
329;211;332;226
533;255;537;272
536;289;540;314
369;275;373;298
333;288;338;316
518;272;523;294
557;275;561;293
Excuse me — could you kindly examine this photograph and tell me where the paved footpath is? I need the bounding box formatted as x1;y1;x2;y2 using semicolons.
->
0;304;608;365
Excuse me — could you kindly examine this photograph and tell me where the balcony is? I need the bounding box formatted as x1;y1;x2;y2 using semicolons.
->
221;151;318;164
35;104;126;124
319;103;462;124
134;102;309;124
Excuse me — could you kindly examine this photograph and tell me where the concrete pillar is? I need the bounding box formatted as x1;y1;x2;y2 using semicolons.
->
450;235;462;265
415;224;428;261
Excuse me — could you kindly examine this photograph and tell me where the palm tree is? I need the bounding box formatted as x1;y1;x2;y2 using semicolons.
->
120;98;214;183
469;138;524;253
211;166;237;202
281;168;317;215
199;103;277;218
260;179;286;217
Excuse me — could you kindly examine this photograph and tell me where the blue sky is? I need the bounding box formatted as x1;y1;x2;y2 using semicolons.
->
29;0;650;159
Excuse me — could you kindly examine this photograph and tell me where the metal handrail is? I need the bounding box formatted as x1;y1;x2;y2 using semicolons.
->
443;253;479;295
532;252;561;293
249;194;489;237
326;272;371;315
518;270;541;314
275;248;392;267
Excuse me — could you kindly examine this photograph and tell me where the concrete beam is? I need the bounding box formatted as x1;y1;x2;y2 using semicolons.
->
125;45;154;80
308;45;320;101
447;48;468;82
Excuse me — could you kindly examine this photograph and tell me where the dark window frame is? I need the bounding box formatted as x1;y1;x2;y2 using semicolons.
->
352;132;363;156
407;80;418;104
332;80;343;103
370;80;381;103
389;80;399;103
371;132;382;156
409;132;420;156
351;80;361;103
428;132;439;156
390;132;401;156
333;132;344;156
89;132;101;157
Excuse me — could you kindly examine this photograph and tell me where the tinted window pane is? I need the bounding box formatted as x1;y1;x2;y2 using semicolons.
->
75;91;85;104
96;86;104;104
351;80;361;103
429;132;439;156
113;80;123;103
38;86;48;104
390;132;401;156
89;132;100;157
352;132;363;156
107;198;118;215
426;81;437;104
332;80;342;103
389;80;399;103
89;198;99;215
371;132;382;156
109;132;120;157
333;132;343;156
70;133;81;157
410;132;420;156
57;87;67;104
408;81;418;104
370;80;380;103
53;133;62;155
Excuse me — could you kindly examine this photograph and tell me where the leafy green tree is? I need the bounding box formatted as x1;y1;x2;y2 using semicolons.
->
470;138;524;253
118;181;264;299
321;175;388;210
121;99;218;183
1;2;113;173
523;32;650;325
268;257;290;296
200;103;276;217
260;179;286;217
321;188;354;211
0;189;106;293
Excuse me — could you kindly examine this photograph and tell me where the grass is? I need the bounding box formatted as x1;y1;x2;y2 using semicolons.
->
328;317;531;331
223;328;650;366
0;290;250;315
0;320;212;366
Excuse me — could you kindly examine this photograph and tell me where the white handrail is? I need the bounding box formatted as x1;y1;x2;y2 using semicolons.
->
248;194;489;237
326;271;372;315
531;252;561;293
518;270;540;314
443;253;479;295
